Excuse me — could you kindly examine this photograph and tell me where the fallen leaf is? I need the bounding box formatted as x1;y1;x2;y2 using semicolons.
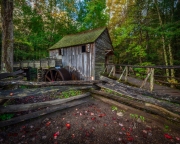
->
86;132;90;137
121;127;125;131
118;138;122;141
104;124;107;126
126;132;131;136
91;117;96;120
99;113;106;117
164;134;172;139
46;121;51;126
117;112;123;117
176;137;180;141
9;93;13;96
66;123;71;129
8;133;18;137
143;130;148;134
72;134;75;138
119;123;123;127
112;117;116;120
91;113;94;116
127;136;133;141
42;136;47;139
53;131;60;139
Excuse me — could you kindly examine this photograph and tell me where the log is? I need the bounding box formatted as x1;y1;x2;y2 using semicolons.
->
100;76;180;104
0;99;87;127
91;90;180;122
96;83;180;115
0;92;90;113
0;80;101;87
0;86;93;99
0;69;24;80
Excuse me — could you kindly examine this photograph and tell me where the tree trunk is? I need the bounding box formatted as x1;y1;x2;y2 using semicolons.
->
1;0;14;72
154;0;170;80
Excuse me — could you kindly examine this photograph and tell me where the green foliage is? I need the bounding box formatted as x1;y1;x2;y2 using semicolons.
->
130;113;145;122
77;0;108;31
163;125;170;132
0;113;14;121
111;106;118;111
57;90;82;99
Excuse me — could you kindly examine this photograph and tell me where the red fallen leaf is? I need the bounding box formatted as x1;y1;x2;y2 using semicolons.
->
99;113;106;117
46;121;51;126
164;134;172;139
66;123;71;129
91;117;96;120
112;117;116;120
53;131;59;139
8;133;18;137
35;128;40;131
126;132;131;136
86;132;90;137
104;124;107;126
121;127;125;131
127;136;133;141
129;128;133;132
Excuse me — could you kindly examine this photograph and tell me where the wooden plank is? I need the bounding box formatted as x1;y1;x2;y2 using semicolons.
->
0;69;24;80
0;92;90;113
92;90;180;122
0;86;93;99
0;99;87;127
100;76;180;104
0;80;101;87
96;83;180;115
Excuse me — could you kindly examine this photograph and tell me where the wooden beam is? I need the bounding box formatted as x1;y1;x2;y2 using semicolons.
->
92;90;180;121
0;69;23;80
100;76;180;104
0;86;93;99
92;92;180;123
0;99;87;127
96;82;180;115
0;80;101;87
0;92;90;113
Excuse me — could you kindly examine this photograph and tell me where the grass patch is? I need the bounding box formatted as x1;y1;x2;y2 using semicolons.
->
56;89;83;99
0;113;14;121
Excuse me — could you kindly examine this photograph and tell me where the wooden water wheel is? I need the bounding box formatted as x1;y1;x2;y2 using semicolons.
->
44;68;71;82
71;70;80;80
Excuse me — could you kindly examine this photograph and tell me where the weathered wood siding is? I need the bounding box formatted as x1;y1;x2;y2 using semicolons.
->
13;59;56;69
94;29;113;79
49;49;62;60
62;44;95;80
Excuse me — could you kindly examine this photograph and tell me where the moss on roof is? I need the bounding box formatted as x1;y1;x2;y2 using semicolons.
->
49;27;106;50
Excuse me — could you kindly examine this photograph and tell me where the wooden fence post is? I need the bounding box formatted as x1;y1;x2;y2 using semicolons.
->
140;68;151;89
103;66;107;74
119;66;126;81
108;66;114;77
150;68;154;92
113;65;116;76
125;66;128;82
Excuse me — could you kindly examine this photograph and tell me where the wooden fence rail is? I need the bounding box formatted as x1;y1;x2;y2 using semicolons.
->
104;64;180;91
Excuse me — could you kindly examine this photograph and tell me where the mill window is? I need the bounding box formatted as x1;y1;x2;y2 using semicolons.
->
82;45;86;53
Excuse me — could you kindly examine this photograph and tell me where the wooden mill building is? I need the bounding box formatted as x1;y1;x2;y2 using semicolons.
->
49;27;113;80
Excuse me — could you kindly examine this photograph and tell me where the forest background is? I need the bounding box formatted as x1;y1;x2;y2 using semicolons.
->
0;0;180;75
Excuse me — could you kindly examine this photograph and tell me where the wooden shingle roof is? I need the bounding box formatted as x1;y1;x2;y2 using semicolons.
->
49;27;106;50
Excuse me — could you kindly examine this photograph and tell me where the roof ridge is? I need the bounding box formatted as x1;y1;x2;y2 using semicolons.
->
64;27;106;37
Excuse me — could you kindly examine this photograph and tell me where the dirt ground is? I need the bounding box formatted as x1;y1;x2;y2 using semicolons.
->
0;97;180;144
